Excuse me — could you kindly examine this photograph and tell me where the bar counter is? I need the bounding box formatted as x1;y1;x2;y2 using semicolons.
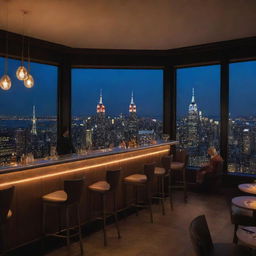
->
0;141;177;250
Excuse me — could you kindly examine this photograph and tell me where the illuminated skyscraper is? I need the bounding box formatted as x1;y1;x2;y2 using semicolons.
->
94;90;107;148
31;105;37;136
96;89;106;115
129;91;136;114
128;91;138;140
85;129;93;149
187;88;199;147
243;128;251;154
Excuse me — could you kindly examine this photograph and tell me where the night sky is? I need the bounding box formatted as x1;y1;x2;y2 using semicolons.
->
72;69;163;119
0;57;256;119
0;57;57;116
177;65;220;118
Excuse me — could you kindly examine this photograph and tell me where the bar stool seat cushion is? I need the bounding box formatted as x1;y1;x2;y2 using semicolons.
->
124;174;147;184
154;167;166;175
42;190;67;203
88;181;110;192
232;205;253;217
171;161;185;170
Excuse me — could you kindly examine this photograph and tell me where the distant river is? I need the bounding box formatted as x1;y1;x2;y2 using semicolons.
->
0;120;56;129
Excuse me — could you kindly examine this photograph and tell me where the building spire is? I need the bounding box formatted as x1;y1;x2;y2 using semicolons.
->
97;89;105;113
99;89;103;104
31;105;37;135
130;91;134;104
129;91;136;113
191;88;195;103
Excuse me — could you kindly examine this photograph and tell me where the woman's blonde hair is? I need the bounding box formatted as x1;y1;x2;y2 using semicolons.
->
208;146;217;156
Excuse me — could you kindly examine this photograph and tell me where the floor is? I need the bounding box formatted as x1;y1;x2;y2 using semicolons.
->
45;191;234;256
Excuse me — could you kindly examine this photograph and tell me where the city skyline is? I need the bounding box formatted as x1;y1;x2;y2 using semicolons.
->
1;58;256;119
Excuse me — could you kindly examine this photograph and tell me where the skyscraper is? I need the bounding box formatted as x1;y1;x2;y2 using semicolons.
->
31;105;37;136
187;88;199;147
96;89;106;115
128;91;138;140
94;90;107;148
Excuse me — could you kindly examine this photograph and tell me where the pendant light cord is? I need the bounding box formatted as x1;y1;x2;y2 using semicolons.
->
4;1;9;75
26;11;30;74
27;37;30;73
21;10;25;65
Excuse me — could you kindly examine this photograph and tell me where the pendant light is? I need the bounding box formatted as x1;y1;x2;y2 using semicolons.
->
24;33;34;88
16;10;28;81
0;1;11;91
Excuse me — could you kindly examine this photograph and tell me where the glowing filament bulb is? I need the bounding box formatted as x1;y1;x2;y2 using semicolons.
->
16;66;28;80
24;74;34;88
0;75;12;90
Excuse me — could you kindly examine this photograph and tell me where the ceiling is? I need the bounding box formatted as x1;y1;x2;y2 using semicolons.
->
0;0;256;50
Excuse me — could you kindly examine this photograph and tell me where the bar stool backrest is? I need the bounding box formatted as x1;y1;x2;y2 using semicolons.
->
174;149;188;165
161;155;173;173
0;186;14;224
144;163;156;184
189;215;214;256
64;178;85;205
106;170;120;192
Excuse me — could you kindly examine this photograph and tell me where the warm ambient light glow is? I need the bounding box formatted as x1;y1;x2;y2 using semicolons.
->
0;75;12;90
16;66;28;80
24;74;34;88
0;148;169;187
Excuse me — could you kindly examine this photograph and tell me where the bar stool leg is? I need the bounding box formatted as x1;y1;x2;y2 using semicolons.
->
65;207;70;250
161;176;165;215
147;186;153;223
168;174;173;210
41;203;47;253
233;224;238;244
0;224;6;254
113;192;121;239
102;194;107;246
123;183;128;219
135;186;139;216
76;204;84;255
58;207;62;233
183;168;187;202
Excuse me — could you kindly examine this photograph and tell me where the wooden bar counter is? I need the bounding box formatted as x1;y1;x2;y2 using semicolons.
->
0;141;177;250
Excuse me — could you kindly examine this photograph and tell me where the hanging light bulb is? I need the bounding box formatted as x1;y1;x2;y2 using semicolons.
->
16;10;28;81
23;10;34;88
0;2;11;91
16;66;28;80
0;75;11;90
24;74;34;88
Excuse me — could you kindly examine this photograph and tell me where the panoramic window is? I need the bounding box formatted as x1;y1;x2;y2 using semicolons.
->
176;65;220;166
72;69;163;153
228;61;256;175
0;57;57;166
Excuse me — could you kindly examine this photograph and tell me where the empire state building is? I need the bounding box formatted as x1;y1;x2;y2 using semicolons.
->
187;88;199;147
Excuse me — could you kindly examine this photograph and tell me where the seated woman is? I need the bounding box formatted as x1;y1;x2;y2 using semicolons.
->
196;146;223;184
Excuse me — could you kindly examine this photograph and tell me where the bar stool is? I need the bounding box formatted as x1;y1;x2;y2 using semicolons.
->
0;186;14;254
88;170;121;246
124;163;155;223
170;149;188;202
42;178;84;254
153;155;173;214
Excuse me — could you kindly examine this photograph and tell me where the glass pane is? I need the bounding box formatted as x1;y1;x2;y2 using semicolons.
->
176;65;220;166
0;57;57;166
72;69;163;152
228;61;256;175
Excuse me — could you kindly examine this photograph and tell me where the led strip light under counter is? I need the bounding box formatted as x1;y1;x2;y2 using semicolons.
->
0;148;170;188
